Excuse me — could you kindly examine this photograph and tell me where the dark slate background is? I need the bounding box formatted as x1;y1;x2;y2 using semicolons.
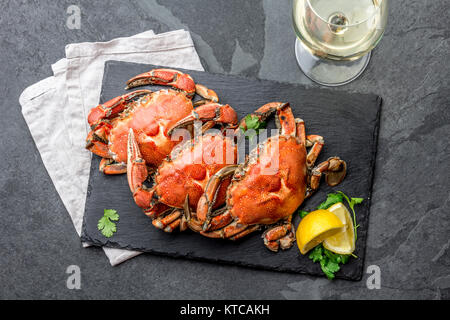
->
0;0;449;299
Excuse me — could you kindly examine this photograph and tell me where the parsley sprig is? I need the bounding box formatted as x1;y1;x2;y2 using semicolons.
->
240;115;267;141
317;193;344;210
98;209;119;238
309;245;350;280
299;192;364;280
337;191;363;241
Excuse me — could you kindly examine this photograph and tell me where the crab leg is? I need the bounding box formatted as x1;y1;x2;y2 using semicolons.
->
194;84;220;104
153;205;190;233
86;131;127;175
86;127;111;159
165;219;181;233
237;102;289;132
152;209;182;232
206;210;234;231
186;216;204;233
187;208;233;234
187;165;237;234
195;166;261;239
179;196;191;232
306;135;325;169
87;90;151;127
86;125;128;174
276;105;296;136
167;103;238;136
200;220;260;241
295;119;325;170
310;157;347;191
144;202;172;220
200;220;246;239
262;216;296;252
196;165;239;228
296;119;306;145
180;214;189;232
229;225;261;240
128;135;190;233
99;158;127;175
127;129;158;210
125;69;219;103
126;69;196;97
128;129;175;221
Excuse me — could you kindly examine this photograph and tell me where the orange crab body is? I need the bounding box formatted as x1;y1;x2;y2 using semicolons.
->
191;102;347;252
228;135;307;226
108;90;193;167
126;105;239;232
86;69;221;174
155;134;236;211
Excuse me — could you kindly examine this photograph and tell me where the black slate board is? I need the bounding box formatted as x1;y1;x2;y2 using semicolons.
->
81;61;381;280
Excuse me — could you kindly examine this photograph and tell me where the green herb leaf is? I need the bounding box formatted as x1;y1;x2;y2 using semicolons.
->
316;193;344;210
308;244;349;280
337;191;364;241
98;209;119;238
245;115;259;128
104;209;119;221
324;259;341;275
309;245;323;263
340;255;350;264
320;259;338;280
299;210;309;219
324;248;340;263
241;115;267;142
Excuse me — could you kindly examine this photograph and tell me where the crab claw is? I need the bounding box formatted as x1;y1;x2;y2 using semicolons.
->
325;158;347;187
125;69;197;98
99;158;127;175
237;102;293;137
87;90;151;127
86;125;111;158
196;165;238;224
194;84;219;104
127;129;173;218
262;221;295;252
127;129;154;209
310;157;347;190
167;103;238;136
126;69;220;104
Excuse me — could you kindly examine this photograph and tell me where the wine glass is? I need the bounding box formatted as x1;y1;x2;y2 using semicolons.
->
293;0;389;86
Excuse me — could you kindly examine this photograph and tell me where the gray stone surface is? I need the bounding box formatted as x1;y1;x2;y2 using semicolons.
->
0;0;448;300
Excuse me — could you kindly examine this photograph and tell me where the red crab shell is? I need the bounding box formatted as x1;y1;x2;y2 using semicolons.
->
86;68;224;175
155;134;237;210
228;135;307;225
188;102;347;252
108;90;193;167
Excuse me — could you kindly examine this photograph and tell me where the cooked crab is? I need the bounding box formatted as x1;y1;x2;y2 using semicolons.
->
187;102;347;252
86;69;221;174
126;107;238;232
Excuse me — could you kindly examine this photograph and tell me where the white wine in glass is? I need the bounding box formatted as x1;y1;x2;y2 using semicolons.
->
293;0;388;86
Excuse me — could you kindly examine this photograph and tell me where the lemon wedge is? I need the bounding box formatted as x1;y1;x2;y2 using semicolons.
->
323;202;355;255
296;209;344;255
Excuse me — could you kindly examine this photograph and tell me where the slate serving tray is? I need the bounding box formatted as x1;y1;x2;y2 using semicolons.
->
81;61;381;280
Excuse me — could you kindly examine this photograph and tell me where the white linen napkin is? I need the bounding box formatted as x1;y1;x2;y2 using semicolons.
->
20;29;205;266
